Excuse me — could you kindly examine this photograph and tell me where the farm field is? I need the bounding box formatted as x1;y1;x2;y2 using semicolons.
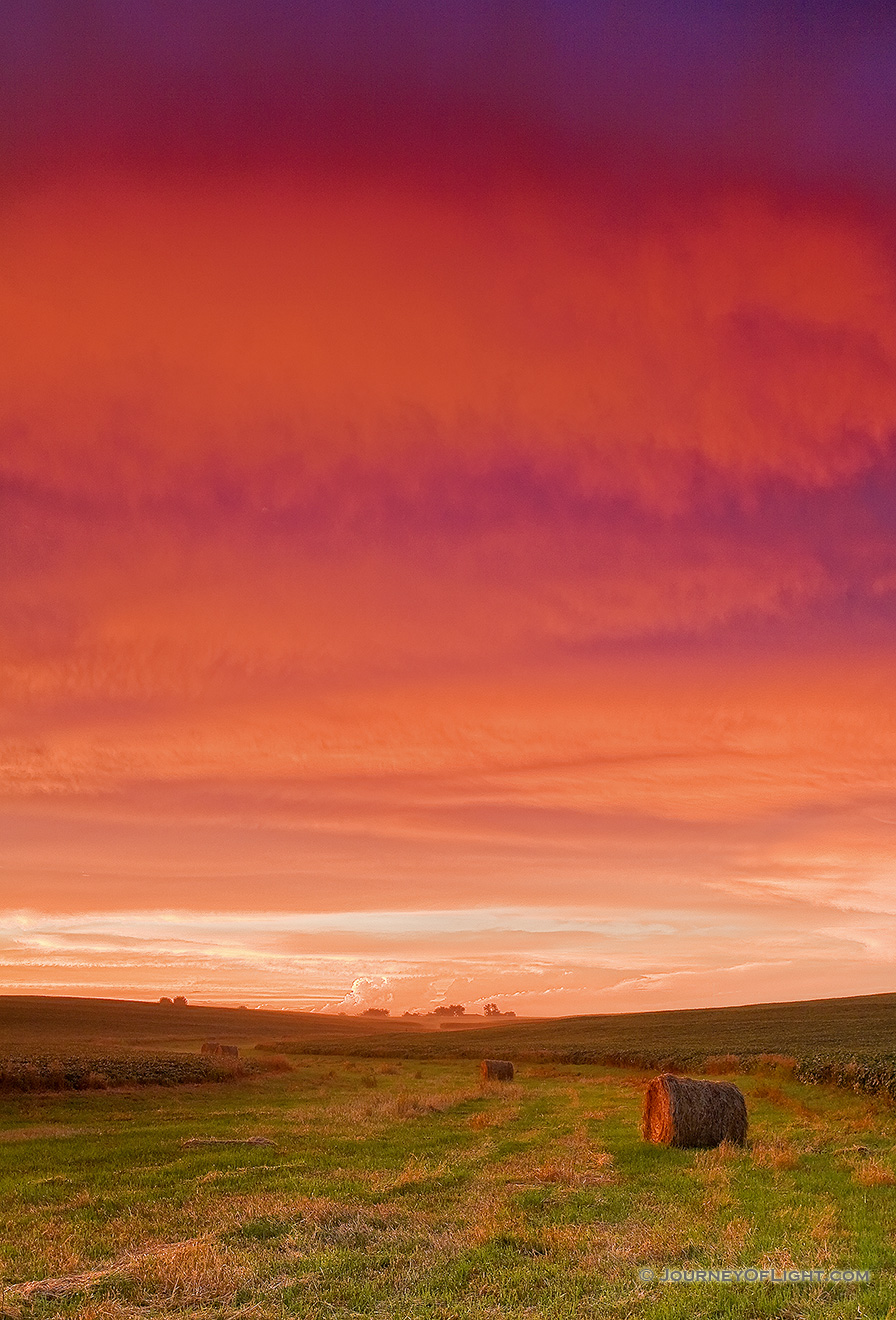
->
264;991;896;1067
0;1055;894;1319
0;996;431;1054
3;991;896;1064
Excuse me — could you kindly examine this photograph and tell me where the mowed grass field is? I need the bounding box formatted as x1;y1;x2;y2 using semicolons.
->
1;1055;895;1319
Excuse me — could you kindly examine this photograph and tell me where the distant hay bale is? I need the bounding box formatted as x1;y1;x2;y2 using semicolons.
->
641;1073;747;1148
218;1044;239;1059
480;1059;514;1082
201;1042;222;1056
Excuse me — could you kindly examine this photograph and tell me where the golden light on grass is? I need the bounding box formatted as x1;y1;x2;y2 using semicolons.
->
128;1239;253;1305
1;1052;894;1314
505;1127;616;1190
853;1155;896;1187
751;1137;800;1172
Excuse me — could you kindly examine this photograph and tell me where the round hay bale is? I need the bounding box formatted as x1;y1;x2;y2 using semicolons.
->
480;1059;514;1082
641;1073;747;1148
200;1042;222;1056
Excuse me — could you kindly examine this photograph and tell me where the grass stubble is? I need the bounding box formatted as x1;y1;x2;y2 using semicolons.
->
0;1060;893;1319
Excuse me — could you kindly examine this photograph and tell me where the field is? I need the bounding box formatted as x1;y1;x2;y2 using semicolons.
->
4;990;896;1063
0;997;432;1053
1;995;895;1317
5;992;896;1100
1;1056;894;1319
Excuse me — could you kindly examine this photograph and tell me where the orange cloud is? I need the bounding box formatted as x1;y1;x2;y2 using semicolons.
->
4;168;896;1011
1;177;894;497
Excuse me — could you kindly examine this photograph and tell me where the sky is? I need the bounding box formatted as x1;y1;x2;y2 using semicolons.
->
2;1;896;1014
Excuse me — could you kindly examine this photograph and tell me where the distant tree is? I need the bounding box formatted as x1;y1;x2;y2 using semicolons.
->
483;1003;499;1016
402;1010;421;1018
362;1007;389;1017
433;1004;465;1017
172;995;188;1007
158;996;172;1005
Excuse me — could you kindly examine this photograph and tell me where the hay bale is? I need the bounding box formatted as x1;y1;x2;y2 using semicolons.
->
200;1042;222;1056
480;1059;514;1082
218;1044;239;1059
641;1073;747;1148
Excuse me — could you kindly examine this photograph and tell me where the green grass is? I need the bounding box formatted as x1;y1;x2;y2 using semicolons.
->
0;1057;893;1318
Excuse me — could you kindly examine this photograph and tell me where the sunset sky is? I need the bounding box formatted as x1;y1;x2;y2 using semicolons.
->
3;1;896;1014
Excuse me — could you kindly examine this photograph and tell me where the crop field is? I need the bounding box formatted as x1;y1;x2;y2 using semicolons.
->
0;1052;248;1093
263;991;896;1068
0;996;426;1054
0;1054;894;1319
4;991;896;1067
